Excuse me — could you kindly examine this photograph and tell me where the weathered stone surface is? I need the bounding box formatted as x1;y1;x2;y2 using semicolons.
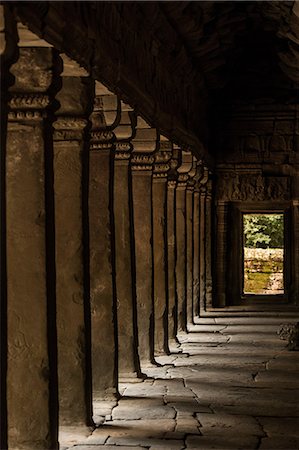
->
113;104;141;381
131;118;158;367
89;87;120;401
152;144;171;355
54;75;94;426
112;398;175;420
197;412;263;436
277;322;299;350
185;434;259;449
64;313;299;450
7;46;60;450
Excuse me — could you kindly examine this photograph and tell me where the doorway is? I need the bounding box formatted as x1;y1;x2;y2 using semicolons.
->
242;213;284;296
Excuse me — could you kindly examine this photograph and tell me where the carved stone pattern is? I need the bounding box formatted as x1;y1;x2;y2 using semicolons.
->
91;130;114;142
90;142;113;151
9;94;50;110
159;141;172;151
53;117;87;141
155;150;172;164
168;180;177;189
153;163;170;178
217;173;290;201
53;117;87;130
115;142;131;160
187;181;195;191
131;154;155;171
8;110;45;121
53;130;85;141
177;173;189;187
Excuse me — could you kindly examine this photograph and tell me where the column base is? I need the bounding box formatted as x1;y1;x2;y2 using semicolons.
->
169;338;183;353
59;425;94;448
119;371;146;383
140;359;161;370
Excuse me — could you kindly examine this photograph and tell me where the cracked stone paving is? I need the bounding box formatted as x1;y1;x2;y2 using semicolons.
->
60;311;299;450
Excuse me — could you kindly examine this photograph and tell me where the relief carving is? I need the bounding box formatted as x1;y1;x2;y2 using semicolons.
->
217;173;290;201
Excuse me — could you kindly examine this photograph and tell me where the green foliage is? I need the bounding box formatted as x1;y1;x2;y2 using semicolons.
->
243;214;284;249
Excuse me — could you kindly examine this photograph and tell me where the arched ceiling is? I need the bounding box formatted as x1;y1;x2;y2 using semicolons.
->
161;1;299;90
13;1;299;163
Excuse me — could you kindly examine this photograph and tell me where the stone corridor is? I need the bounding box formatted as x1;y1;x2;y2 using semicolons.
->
61;310;299;450
2;3;299;449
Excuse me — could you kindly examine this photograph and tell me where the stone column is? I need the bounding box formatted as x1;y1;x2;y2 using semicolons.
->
131;117;158;368
205;178;213;309
113;102;142;382
199;168;209;314
6;46;61;450
0;6;18;450
167;147;180;347
215;200;228;307
53;57;94;427
186;157;197;327
152;138;172;355
192;162;204;319
175;150;193;332
291;200;299;302
89;83;120;401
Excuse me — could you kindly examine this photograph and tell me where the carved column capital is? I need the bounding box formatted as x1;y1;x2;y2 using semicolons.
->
90;130;115;151
8;46;62;126
153;144;172;179
176;149;193;189
114;101;136;161
206;179;213;200
8;93;51;121
131;115;158;171
115;142;132;160
89;81;120;152
131;153;155;171
53;116;88;141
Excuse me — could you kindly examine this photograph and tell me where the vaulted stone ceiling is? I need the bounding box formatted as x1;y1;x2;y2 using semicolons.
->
14;1;299;162
162;1;299;88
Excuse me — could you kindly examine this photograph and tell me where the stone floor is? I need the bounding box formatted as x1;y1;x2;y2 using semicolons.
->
61;310;299;450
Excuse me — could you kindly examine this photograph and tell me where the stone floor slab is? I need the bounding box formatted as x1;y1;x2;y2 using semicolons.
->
65;310;299;450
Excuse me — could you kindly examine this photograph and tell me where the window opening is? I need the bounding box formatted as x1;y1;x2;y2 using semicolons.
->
243;213;284;295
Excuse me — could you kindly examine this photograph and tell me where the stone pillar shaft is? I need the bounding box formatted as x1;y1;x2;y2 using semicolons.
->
186;186;194;325
205;180;213;309
175;185;187;331
199;188;206;313
152;163;169;355
215;201;228;307
167;181;177;342
131;163;155;365
0;6;18;450
114;142;141;381
89;139;118;400
291;200;299;302
6;47;60;450
54;75;94;426
193;189;200;318
89;88;120;401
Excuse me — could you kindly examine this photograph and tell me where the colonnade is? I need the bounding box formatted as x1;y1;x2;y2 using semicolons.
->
1;16;214;450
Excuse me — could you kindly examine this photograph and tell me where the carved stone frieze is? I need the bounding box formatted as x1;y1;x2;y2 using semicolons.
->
216;172;290;201
8;93;51;121
8;110;45;121
53;117;87;130
114;142;132;160
177;173;189;188
53;116;88;141
131;153;155;171
90;129;115;151
153;149;171;178
167;180;177;189
153;163;170;178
